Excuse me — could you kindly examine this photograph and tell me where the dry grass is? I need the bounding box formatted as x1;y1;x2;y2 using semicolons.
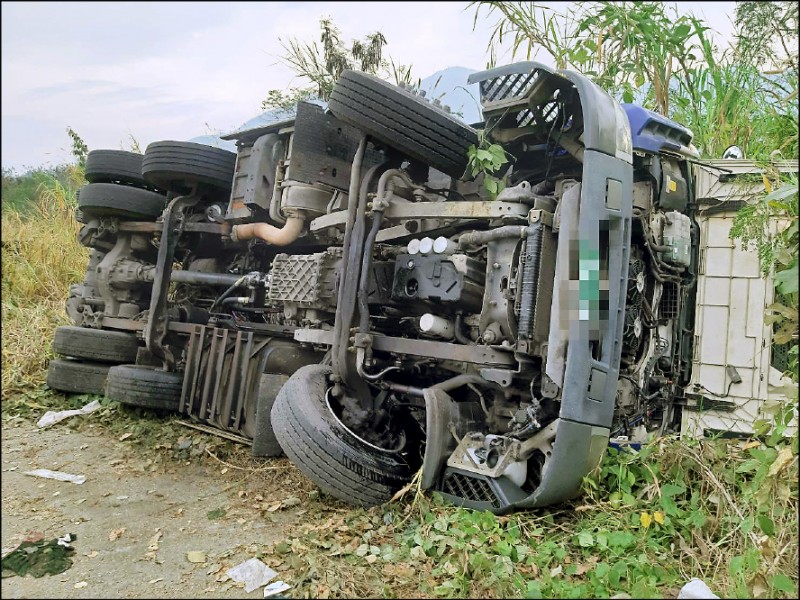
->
1;167;88;399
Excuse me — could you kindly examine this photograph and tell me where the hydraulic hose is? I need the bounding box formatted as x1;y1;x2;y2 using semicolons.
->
458;225;531;248
230;214;305;246
358;210;384;334
454;313;474;345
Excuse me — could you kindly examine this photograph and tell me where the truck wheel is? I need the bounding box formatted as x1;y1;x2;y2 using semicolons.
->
53;326;139;363
142;141;236;195
84;150;152;188
328;70;478;179
78;183;167;220
251;374;288;457
105;365;182;411
46;359;110;395
271;364;414;507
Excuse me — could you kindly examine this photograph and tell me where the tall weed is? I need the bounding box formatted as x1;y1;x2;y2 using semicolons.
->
1;164;87;398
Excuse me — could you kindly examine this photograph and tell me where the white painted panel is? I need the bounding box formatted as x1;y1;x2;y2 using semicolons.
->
731;244;761;278
703;277;731;306
746;278;768;339
705;247;733;277
695;363;726;391
704;215;734;247
699;306;729;365
726;279;756;367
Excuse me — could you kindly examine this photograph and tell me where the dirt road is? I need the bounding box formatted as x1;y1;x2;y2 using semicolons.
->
1;417;312;598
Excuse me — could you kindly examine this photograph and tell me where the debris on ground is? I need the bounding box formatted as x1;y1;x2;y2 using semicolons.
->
1;534;76;578
226;557;278;593
187;551;206;564
677;578;720;599
108;528;126;542
22;469;86;484
263;580;291;598
36;400;102;429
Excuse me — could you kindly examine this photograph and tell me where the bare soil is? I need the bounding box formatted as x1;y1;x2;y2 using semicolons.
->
1;417;311;598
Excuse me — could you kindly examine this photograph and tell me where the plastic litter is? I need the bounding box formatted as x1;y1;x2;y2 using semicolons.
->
37;400;102;428
263;581;291;598
23;469;86;485
677;578;719;599
1;533;76;578
226;557;278;593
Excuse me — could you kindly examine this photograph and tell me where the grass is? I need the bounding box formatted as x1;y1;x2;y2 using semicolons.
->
252;436;799;599
1;164;88;399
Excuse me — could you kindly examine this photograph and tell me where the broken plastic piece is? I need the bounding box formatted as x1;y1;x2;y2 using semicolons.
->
263;581;291;598
23;469;86;485
0;533;77;577
37;400;102;428
226;557;278;593
677;578;719;599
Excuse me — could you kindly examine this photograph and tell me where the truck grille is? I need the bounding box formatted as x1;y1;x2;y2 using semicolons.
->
442;471;500;508
478;70;541;104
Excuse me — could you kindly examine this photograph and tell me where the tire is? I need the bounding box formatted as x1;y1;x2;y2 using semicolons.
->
105;364;182;411
84;150;148;186
46;359;110;395
328;70;478;179
142;141;236;194
53;326;139;364
271;364;414;507
78;183;167;220
252;374;288;457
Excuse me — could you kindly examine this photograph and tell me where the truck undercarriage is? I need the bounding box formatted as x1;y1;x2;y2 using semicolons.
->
49;62;701;513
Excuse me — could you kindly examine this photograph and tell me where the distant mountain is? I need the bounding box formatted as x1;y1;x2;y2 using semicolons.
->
188;66;482;149
416;66;481;125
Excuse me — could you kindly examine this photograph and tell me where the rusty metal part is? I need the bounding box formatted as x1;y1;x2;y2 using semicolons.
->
144;195;199;368
458;225;530;248
229;214;305;245
117;221;229;234
309;200;529;232
176;420;252;446
295;328;516;366
180;325;271;439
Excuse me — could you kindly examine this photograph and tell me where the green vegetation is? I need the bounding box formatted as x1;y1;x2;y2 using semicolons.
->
253;434;797;599
473;0;798;160
1;130;88;398
466;134;508;198
262;17;416;114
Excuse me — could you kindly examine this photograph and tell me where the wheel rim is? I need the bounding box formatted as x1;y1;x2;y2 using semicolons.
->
324;388;408;454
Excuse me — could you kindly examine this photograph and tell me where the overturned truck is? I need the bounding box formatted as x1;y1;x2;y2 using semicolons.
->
49;62;701;513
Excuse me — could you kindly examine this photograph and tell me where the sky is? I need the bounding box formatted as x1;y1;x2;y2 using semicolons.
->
1;1;738;173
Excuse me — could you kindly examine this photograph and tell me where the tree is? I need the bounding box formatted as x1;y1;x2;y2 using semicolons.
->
472;1;705;115
472;1;798;159
262;17;415;113
66;126;88;168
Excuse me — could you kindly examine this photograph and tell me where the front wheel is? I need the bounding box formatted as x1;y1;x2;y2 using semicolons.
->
271;365;416;507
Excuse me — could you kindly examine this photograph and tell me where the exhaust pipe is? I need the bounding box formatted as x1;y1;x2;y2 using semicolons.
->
229;213;305;246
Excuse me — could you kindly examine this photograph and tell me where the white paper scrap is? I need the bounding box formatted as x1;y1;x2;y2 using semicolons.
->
23;469;86;485
226;557;278;593
37;400;102;428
